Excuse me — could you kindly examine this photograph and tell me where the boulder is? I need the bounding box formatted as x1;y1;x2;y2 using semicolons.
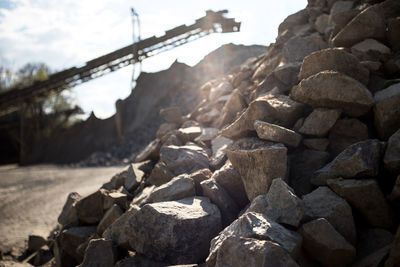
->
351;39;391;62
302;186;356;244
332;5;386;47
148;174;195;203
227;138;287;201
159;144;209;176
386;226;400;267
282;34;328;63
80;239;117;267
313;139;384;185
135;139;161;163
254;120;302;147
299;108;341;137
374;83;400;139
214;236;299;267
327;178;393;228
300;218;356;267
200;179;240;227
291;71;374;117
147;161;174;186
75;190;106;225
278;9;309;35
328;118;369;155
298;48;370;85
273;62;301;87
211;161;249;208
221;94;304;139
97;204;123;235
210;136;233;169
206;212;302;266
315;13;329;34
58;192;81;227
126;197;222;264
303;138;329;151
189;168;212;195
159;107;183;124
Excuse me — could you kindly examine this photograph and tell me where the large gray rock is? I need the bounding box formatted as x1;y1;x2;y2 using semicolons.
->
97;204;123;235
300;218;356;267
159;144;209;176
374;83;400;139
247;178;304;228
221;94;304;139
214;236;299;267
302;186;356;244
227;138;287;201
211;161;249;208
58;192;81;227
206;212;302;266
313;139;385;185
75;190;106;225
291;71;374;117
127;197;222;264
200;179;240;227
149;174;195;203
328;118;369;155
298;48;370;85
299;108;341;137
384;129;400;173
282;34;328;63
254;120;302;147
80;238;116;267
327;178;393;228
332;5;386;47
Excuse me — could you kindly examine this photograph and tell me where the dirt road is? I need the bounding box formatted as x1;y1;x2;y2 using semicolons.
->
0;164;124;254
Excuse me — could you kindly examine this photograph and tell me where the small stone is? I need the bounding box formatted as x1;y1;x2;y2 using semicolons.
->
227;138;287;201
273;62;301;87
147;161;174;186
254;120;302;147
159;106;183;124
302;186;356;244
103;191;127;211
58;192;81;227
300;218;356;267
149;174;195;203
80;238;116;267
299;108;341;137
97;204;123;235
384;129;400;174
303;138;329;151
176;126;202;143
189;168;212;195
124;164;145;193
194;128;219;144
327;178;393;228
291;71;374;117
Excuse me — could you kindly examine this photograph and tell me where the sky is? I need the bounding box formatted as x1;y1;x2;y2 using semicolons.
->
0;0;307;119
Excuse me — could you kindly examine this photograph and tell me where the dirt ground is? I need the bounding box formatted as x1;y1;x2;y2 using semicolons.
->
0;164;124;254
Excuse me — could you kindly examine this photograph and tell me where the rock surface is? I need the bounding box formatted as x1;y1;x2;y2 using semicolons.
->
384;129;400;173
374;83;400;139
254;120;302;147
299;108;341;137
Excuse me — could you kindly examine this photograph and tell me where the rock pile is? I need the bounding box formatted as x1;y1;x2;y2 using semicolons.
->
26;0;400;266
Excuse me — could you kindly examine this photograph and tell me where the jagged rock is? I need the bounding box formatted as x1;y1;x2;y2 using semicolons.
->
361;60;382;72
351;39;391;62
300;218;356;267
386;226;400;267
210;136;233;169
330;1;359;33
196;108;220;125
299;108;341;137
374;83;400;139
189;168;212;195
123;164;145;192
282;34;328;63
159;107;183;124
328;118;369;155
194;128;219;144
227;138;287;201
176;126;202;143
214;236;299;267
254;120;302;147
356;228;394;260
298;48;370;85
103;191;127;210
216;89;246;128
126;197;222;264
384;129;400;173
315;13;329;34
387;17;400;52
200;179;240;227
303;138;329;151
312;139;384;185
102;169;128;190
97;204;123;235
56;226;97;265
149;174;195;203
135;139;161;163
289;150;331;196
352;245;391;267
130;186;155;208
211;161;248;208
80;239;116;267
148;161;174;186
102;208;138;248
58;192;81;227
332;5;386;47
28;231;47;252
75;190;107;224
209;81;232;102
206;212;302;266
248;178;304;228
156;122;178;139
302;186;356;244
278;9;309;35
221;94;304;139
159;144;209;176
327;178;393;228
161;133;183;147
273;62;301;87
388;175;400;207
291;71;374;117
